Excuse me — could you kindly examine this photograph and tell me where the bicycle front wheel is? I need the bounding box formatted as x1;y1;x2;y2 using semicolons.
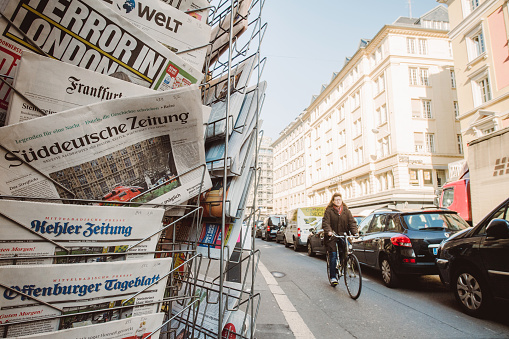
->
344;254;362;299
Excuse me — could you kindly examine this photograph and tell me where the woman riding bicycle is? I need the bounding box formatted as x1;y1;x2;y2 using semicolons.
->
322;192;358;286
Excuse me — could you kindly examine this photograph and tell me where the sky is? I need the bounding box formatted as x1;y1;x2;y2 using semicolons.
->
258;0;445;142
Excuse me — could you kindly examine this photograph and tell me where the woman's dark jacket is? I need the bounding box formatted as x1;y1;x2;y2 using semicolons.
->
322;205;358;252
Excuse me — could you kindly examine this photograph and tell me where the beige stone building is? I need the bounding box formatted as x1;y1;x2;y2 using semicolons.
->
437;0;509;153
247;136;274;218
274;6;465;214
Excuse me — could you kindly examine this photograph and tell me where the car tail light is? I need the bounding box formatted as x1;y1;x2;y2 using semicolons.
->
267;225;270;232
402;258;416;263
390;234;412;247
297;228;301;238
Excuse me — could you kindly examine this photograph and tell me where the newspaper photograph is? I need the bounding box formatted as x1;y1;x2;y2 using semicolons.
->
196;222;234;260
171;274;241;339
6;51;156;125
222;310;253;339
0;85;212;209
0;0;203;90
0;38;19;126
18;313;165;339
0;199;165;265
101;0;211;70
0;258;171;337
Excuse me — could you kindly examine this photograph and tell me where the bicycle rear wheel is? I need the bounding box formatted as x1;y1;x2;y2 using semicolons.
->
326;252;340;286
344;254;362;299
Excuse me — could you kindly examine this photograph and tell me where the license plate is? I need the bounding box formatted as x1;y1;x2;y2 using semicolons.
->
429;244;439;256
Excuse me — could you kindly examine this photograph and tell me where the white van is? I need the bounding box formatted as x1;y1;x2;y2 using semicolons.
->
283;207;326;251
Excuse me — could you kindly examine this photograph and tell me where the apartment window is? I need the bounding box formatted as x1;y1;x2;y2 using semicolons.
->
423;170;433;185
375;74;385;94
450;70;456;88
454;101;459;118
352;91;360;109
422;100;432;119
470;0;480;11
375;104;387;126
407;38;416;54
411;99;421;118
437;169;446;187
409;169;419;186
426;133;435;153
414;132;424;152
354;147;363;166
419;39;428;55
409;68;418;85
420;68;430;86
483;127;495;135
467;27;485;60
377;136;390;158
409;67;429;86
478;76;492;103
457;134;463;154
353;118;362;137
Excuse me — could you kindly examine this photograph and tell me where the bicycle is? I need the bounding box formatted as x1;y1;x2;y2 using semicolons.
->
326;232;362;299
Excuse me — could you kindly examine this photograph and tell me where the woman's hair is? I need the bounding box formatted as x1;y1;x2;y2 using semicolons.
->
327;192;348;208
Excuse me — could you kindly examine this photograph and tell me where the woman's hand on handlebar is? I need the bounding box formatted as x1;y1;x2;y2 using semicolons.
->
328;231;332;236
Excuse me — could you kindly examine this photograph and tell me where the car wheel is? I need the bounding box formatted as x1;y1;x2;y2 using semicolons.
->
453;267;491;317
284;237;290;248
265;234;270;242
380;257;399;288
307;242;315;257
293;237;300;252
275;237;280;244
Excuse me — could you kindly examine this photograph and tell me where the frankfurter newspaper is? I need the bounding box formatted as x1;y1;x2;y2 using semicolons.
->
0;200;165;265
0;0;203;90
0;85;212;209
6;51;156;125
101;0;211;70
0;258;171;337
17;313;165;339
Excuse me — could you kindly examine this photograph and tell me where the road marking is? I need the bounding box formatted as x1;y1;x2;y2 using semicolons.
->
258;260;315;339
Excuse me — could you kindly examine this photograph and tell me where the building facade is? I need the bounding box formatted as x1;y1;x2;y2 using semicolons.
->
437;0;509;152
247;136;274;218
272;113;307;214
274;6;465;215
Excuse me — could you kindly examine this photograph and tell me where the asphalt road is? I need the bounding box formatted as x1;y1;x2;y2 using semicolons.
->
254;238;509;338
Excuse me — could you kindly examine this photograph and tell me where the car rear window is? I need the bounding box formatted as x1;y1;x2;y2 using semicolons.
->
403;213;470;231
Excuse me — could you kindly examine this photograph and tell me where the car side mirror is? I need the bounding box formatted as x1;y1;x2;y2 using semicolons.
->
486;219;509;239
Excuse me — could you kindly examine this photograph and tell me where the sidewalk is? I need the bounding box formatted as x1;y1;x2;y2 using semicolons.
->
253;260;314;339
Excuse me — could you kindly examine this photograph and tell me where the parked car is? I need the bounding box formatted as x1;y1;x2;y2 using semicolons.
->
352;208;470;287
100;186;143;205
307;219;327;256
254;221;264;238
436;197;509;317
275;225;286;244
261;215;286;241
353;215;365;225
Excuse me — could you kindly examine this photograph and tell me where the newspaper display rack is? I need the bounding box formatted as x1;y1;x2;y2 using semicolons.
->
0;0;266;337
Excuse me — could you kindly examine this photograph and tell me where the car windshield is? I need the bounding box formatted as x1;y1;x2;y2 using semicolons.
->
403;213;470;231
270;217;282;225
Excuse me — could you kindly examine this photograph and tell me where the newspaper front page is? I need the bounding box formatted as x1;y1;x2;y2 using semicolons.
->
0;200;165;265
18;313;165;338
0;0;203;90
6;51;156;125
0;258;171;337
101;0;211;70
0;85;212;209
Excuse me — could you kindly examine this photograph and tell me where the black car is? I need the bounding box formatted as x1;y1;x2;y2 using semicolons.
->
260;215;286;241
254;221;264;238
352;208;470;287
307;219;327;256
437;197;509;317
275;225;286;244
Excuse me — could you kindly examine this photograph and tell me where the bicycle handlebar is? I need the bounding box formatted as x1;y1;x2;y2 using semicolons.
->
330;232;359;239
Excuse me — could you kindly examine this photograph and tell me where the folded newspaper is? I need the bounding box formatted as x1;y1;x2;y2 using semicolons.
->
0;199;165;265
161;0;210;23
0;85;212;208
0;0;203;90
6;51;156;125
17;313;165;339
101;0;211;70
0;258;171;337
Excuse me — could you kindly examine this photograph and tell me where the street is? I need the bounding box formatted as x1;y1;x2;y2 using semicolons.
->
253;238;509;339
